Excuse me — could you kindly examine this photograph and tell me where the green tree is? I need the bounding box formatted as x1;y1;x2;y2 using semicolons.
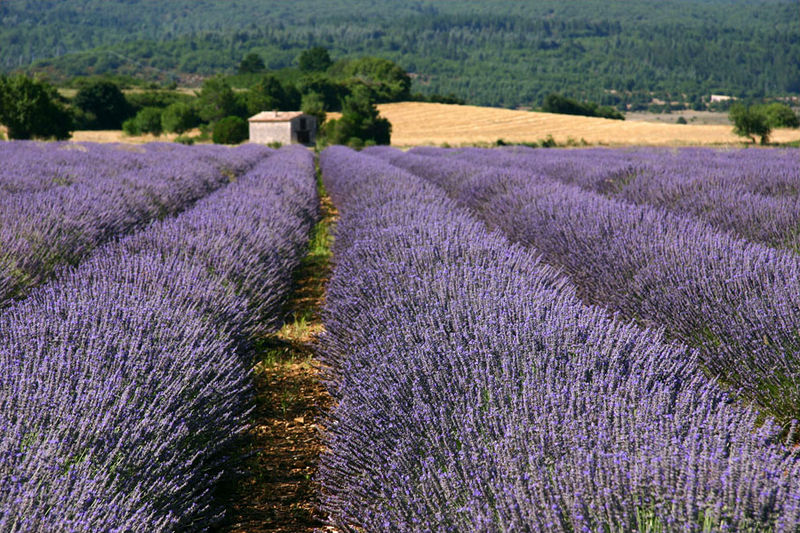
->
238;52;266;74
542;93;624;120
762;102;799;129
134;107;163;136
729;103;771;144
333;57;411;103
0;74;73;140
212;116;248;144
324;86;390;146
301;91;327;127
126;90;190;113
73;79;131;129
297;74;346;111
121;117;140;136
161;101;199;133
196;76;243;124
246;74;289;115
298;46;332;73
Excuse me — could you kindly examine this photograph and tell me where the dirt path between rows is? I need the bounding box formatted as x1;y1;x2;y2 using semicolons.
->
222;171;337;532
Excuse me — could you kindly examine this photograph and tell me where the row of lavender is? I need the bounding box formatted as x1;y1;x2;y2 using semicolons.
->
0;142;270;305
411;146;800;252
318;146;800;531
372;147;800;425
0;147;318;531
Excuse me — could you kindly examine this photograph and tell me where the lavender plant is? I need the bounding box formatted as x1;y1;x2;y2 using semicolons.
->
0;146;317;531
377;148;800;424
318;146;800;532
404;146;800;252
0;141;272;305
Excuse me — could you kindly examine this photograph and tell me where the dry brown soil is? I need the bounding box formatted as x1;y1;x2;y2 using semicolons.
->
221;192;337;533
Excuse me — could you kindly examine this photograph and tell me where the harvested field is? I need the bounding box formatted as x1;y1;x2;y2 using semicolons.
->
69;128;202;144
332;102;800;147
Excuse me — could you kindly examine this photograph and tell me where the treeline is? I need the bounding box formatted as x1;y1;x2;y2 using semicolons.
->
541;93;625;120
3;0;799;109
0;48;403;146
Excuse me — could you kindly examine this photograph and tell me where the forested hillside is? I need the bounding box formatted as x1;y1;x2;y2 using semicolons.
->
2;0;798;108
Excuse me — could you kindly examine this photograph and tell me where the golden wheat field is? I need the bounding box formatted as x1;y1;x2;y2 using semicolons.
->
69;130;200;144
334;102;800;147
0;125;195;144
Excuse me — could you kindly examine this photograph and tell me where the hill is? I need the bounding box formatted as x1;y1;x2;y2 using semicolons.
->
348;102;800;146
2;0;798;108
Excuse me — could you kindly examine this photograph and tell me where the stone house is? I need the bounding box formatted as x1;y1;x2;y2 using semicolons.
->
248;111;317;145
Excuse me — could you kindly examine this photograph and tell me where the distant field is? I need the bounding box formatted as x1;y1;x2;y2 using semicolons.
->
69;129;194;144
3;102;799;147
343;102;800;147
625;110;732;126
0;125;190;144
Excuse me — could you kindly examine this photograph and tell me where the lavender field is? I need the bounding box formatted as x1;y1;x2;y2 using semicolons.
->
4;141;800;532
318;146;800;532
0;144;318;530
0;142;272;305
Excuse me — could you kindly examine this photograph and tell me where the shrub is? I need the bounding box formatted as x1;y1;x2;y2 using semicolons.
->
212;116;248;144
162;101;199;134
135;107;164;136
122;117;140;136
763;102;799;129
122;107;163;136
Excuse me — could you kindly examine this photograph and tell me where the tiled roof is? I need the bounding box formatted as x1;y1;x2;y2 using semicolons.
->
248;111;305;122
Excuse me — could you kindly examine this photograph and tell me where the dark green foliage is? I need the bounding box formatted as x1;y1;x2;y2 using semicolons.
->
301;91;327;126
196;76;244;123
729;103;771;144
676;116;687;124
122;106;163;136
135;107;163;135
0;74;73;140
542;93;624;120
161;101;199;133
411;93;466;105
73;80;132;129
246;74;296;115
330;57;411;103
762;103;799;129
298;46;332;73
6;1;799;109
297;74;347;111
238;53;266;74
126;90;193;113
324;86;390;146
212;115;248;144
122;118;139;136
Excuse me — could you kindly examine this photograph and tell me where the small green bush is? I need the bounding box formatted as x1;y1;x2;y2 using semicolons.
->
122;117;140;136
540;135;557;148
212;116;248;145
135;107;164;136
123;107;163;136
762;102;799;129
161;102;199;134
